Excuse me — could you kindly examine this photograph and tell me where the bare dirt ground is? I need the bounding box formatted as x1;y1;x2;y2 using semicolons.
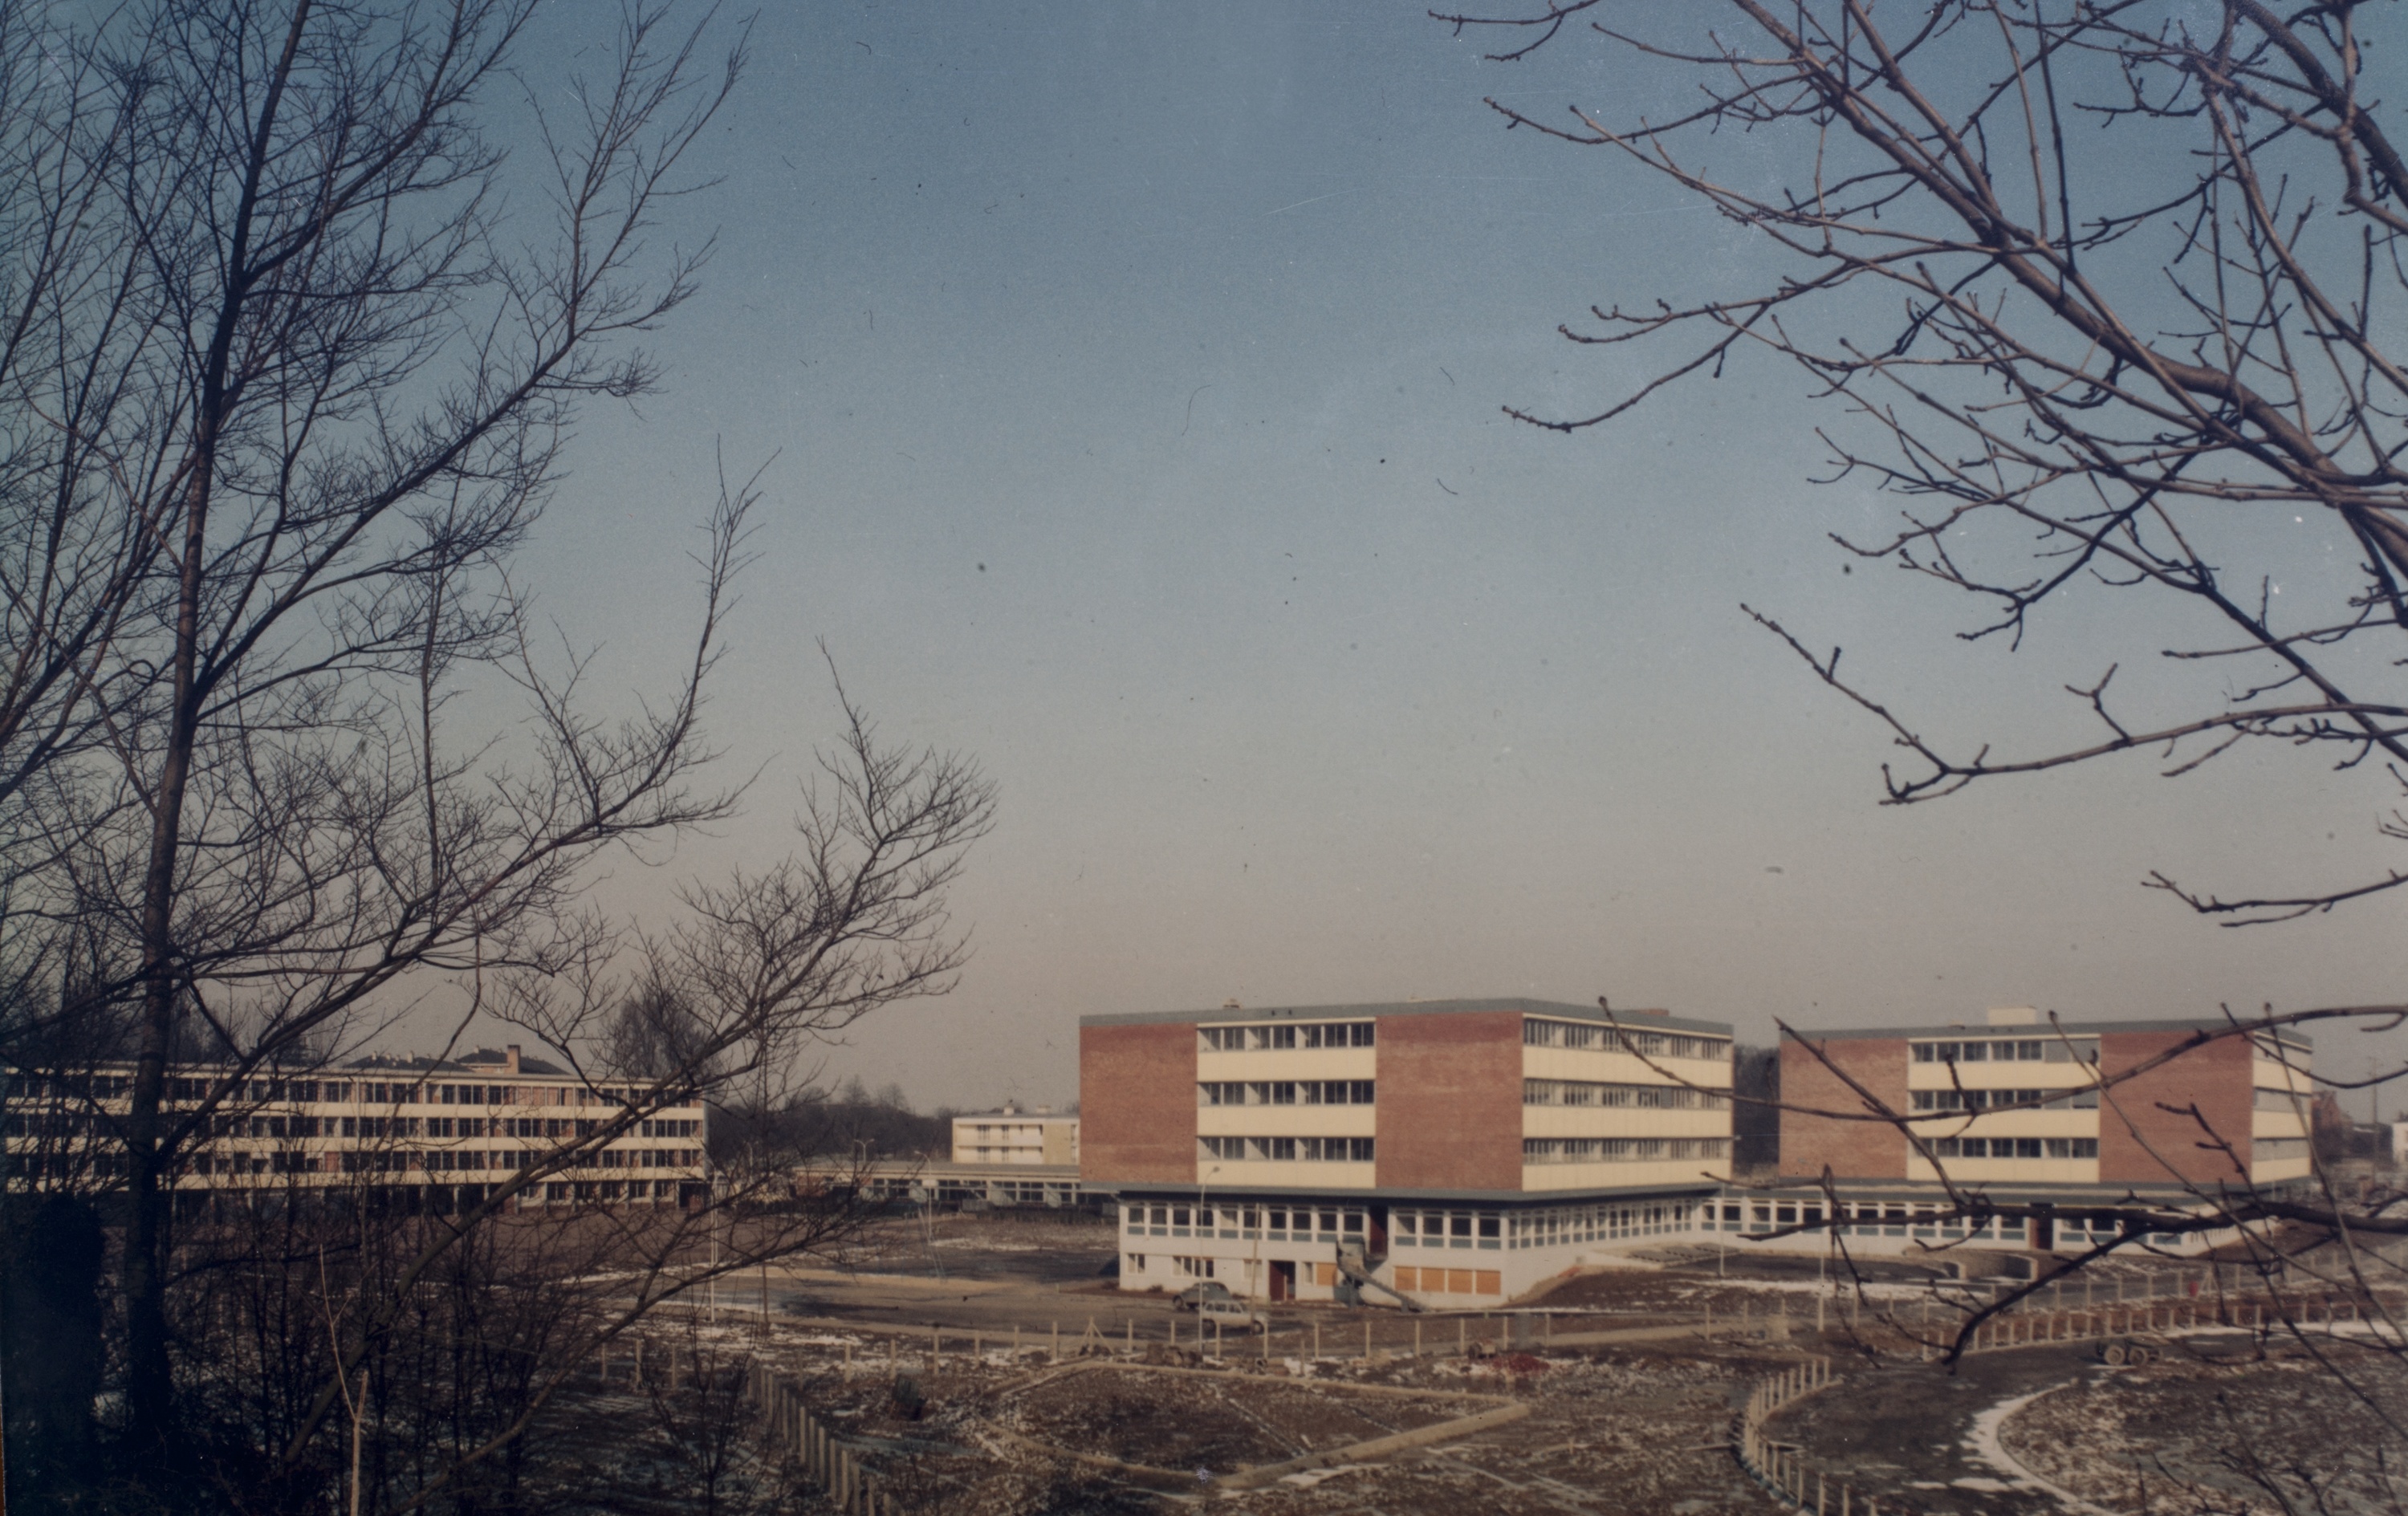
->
586;1214;2406;1514
2002;1338;2408;1515
770;1333;1785;1514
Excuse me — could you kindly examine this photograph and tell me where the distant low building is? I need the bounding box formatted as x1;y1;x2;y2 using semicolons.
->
950;1104;1078;1166
3;1043;710;1211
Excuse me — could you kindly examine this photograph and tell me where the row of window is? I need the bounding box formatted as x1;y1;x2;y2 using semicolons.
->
1198;1022;1376;1051
1911;1038;2096;1065
1910;1087;2098;1112
1197;1136;1375;1162
177;1113;702;1141
1125;1203;1366;1239
1709;1200;2184;1249
1523;1019;1729;1062
180;1146;706;1176
1521;1137;1729;1163
1926;1136;2098;1159
1522;1079;1727;1109
1393;1210;1501;1246
2253;1087;2308;1111
13;1074;693;1112
1505;1201;1695;1246
1198;1080;1373;1107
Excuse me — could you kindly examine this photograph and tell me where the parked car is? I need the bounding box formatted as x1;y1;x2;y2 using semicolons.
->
1172;1280;1235;1311
1197;1297;1271;1334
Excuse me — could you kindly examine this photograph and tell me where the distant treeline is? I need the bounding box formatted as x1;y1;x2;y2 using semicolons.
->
708;1078;954;1165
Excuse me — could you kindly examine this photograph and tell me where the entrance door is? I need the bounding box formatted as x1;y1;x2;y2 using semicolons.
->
1268;1260;1295;1302
2029;1207;2056;1251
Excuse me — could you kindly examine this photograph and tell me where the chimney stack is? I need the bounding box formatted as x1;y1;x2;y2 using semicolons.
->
505;1044;522;1075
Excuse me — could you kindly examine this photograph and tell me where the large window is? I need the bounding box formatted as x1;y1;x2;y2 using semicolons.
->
1521;1136;1728;1163
1913;1038;2097;1064
1196;1136;1373;1162
1200;1080;1373;1106
1523;1079;1727;1108
1910;1087;2098;1112
1927;1136;2097;1159
1198;1021;1373;1052
1523;1018;1729;1062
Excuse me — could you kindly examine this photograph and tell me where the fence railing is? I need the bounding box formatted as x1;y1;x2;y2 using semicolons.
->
1736;1359;1868;1514
1955;1287;2398;1357
746;1360;897;1516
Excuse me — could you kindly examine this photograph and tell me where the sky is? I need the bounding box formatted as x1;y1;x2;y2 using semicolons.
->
470;2;2406;1115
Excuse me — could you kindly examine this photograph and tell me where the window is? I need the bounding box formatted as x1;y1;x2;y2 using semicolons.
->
1198;1136;1246;1160
1173;1257;1215;1278
1521;1137;1730;1163
2254;1086;2305;1112
1524;1079;1728;1109
1523;1018;1730;1061
1127;1254;1146;1272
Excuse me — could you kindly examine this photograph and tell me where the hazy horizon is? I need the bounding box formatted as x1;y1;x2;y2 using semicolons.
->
395;2;2407;1116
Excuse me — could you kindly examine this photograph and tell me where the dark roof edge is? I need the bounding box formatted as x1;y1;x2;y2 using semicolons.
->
1086;1179;1723;1205
1779;1019;2312;1050
1080;998;1734;1038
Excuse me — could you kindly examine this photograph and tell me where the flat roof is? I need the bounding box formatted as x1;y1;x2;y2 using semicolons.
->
1081;998;1734;1038
1090;1179;1723;1205
1780;1018;2311;1051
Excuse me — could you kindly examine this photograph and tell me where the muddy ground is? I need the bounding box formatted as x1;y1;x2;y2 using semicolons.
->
556;1216;2406;1514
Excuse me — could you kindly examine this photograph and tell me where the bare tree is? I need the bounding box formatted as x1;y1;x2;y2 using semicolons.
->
0;0;997;1506
1436;0;2408;924
1425;6;2408;1474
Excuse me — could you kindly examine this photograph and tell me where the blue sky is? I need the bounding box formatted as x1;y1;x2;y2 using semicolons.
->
490;2;2406;1113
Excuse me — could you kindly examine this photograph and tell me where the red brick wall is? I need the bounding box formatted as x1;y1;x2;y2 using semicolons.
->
2097;1030;2253;1185
1778;1037;1908;1180
1079;1022;1196;1184
1376;1010;1523;1190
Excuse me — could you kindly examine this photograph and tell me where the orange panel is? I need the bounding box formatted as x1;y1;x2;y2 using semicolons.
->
1446;1269;1472;1294
1393;1266;1418;1290
1476;1270;1500;1295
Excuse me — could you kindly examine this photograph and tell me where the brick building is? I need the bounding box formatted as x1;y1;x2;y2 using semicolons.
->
1730;1007;2313;1254
3;1044;710;1212
1080;998;1734;1305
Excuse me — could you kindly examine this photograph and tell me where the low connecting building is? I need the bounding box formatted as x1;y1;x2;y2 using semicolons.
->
1736;1008;2315;1255
2;1044;711;1212
1080;998;1735;1306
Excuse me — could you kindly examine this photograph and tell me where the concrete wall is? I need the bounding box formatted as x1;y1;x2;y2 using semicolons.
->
1777;1036;1908;1180
1079;1022;1197;1184
1374;1008;1523;1191
2097;1030;2253;1185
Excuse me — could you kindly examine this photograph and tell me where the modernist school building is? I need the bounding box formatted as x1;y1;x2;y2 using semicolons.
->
1734;1008;2315;1258
1080;998;1735;1305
